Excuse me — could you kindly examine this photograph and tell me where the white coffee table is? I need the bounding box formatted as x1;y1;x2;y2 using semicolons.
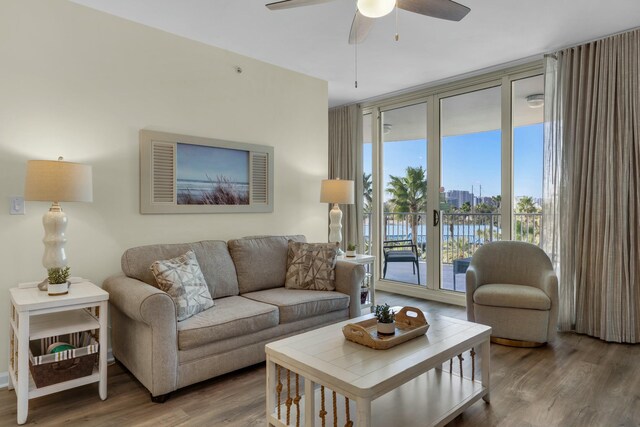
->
265;310;491;427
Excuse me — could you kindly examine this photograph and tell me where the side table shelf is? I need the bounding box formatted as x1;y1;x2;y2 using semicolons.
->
8;282;109;425
337;254;376;313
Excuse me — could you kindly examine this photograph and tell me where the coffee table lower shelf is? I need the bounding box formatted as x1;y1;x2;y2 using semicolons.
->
268;369;487;427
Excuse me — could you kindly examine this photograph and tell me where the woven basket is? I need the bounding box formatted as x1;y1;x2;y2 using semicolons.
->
29;332;99;388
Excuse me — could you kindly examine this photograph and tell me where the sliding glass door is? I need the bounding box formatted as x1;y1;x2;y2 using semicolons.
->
439;86;502;293
379;102;428;286
362;65;544;304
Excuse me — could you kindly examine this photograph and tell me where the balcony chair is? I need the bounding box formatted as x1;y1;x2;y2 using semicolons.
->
382;239;420;285
466;240;558;347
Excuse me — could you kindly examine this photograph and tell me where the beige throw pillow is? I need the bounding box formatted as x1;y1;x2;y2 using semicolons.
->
150;250;214;321
285;242;338;291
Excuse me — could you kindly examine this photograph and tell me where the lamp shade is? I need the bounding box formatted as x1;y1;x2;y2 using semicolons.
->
320;179;354;204
25;160;93;202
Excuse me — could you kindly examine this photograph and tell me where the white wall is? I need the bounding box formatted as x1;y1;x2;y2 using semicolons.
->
0;0;328;370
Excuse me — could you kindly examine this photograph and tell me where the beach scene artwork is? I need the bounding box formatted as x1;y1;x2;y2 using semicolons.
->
176;143;250;205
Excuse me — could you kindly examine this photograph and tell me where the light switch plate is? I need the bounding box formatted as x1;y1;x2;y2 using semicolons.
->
10;196;25;215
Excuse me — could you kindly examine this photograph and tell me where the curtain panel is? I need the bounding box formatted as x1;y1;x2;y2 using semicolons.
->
328;104;362;251
543;29;640;342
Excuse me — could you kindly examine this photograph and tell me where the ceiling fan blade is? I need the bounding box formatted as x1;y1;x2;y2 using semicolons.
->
266;0;337;11
398;0;470;21
349;11;375;45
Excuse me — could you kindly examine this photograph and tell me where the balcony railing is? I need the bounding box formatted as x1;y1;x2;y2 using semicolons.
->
362;211;542;261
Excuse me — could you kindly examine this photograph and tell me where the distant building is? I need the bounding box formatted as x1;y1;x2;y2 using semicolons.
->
446;190;474;209
478;196;495;206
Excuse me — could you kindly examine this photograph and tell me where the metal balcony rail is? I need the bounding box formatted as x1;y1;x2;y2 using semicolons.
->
362;212;542;262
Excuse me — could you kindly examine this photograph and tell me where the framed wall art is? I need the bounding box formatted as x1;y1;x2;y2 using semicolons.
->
139;130;273;214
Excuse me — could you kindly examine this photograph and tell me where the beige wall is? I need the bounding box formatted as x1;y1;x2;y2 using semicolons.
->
0;0;328;371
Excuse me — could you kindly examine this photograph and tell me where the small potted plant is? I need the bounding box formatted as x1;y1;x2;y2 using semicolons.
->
346;243;357;257
47;266;71;296
374;303;396;335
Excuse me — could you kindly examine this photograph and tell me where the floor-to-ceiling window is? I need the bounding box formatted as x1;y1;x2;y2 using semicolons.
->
512;75;544;245
440;86;502;292
362;113;373;255
380;102;427;285
362;64;544;305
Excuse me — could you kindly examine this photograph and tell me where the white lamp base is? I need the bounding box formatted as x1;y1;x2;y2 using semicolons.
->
39;202;68;291
328;203;344;255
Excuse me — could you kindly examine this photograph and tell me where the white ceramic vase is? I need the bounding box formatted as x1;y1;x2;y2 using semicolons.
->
377;321;396;335
48;281;70;296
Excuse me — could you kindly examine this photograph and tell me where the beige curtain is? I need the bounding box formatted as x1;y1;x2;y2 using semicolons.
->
328;104;362;251
543;29;640;342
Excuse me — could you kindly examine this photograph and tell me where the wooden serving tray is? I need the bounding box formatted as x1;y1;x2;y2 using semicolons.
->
342;306;430;350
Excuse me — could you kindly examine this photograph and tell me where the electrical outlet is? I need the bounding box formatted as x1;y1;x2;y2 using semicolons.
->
10;196;25;215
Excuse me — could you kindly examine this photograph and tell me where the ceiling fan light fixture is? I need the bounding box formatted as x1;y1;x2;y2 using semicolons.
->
357;0;395;18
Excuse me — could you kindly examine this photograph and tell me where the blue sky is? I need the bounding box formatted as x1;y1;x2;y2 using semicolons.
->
176;143;249;184
364;123;543;200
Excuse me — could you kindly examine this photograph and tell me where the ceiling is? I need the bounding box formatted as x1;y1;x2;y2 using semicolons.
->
71;0;640;108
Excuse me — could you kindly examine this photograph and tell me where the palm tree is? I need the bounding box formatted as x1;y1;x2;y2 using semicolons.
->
515;196;540;213
386;166;427;245
363;173;373;213
491;195;502;212
459;201;472;213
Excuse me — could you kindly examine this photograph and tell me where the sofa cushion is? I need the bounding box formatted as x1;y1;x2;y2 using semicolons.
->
122;240;239;299
242;288;350;324
177;296;279;350
228;235;306;294
286;242;338;291
150;250;214;321
474;284;551;311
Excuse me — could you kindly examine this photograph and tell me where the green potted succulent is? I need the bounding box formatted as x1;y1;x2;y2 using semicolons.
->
374;303;396;335
346;243;357;258
47;266;71;296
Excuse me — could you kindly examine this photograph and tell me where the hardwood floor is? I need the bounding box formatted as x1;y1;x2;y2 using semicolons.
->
2;291;639;426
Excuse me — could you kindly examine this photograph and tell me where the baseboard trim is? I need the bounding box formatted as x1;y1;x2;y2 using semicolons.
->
0;371;8;390
377;281;467;306
1;348;114;390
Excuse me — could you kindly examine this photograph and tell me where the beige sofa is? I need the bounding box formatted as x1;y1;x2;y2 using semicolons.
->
103;235;365;401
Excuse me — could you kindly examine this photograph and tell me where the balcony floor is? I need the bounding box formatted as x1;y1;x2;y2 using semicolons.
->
381;261;466;293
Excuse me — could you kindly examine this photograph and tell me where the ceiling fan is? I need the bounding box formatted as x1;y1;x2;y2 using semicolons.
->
265;0;471;44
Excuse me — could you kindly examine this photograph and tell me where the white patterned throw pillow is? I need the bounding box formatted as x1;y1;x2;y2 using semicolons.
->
150;250;214;321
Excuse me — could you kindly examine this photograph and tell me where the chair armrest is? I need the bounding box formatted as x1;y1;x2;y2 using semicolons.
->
465;266;481;322
538;269;559;300
103;274;177;328
334;261;365;319
538;269;559;341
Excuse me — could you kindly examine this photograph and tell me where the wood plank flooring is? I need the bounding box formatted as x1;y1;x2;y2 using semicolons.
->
1;291;639;426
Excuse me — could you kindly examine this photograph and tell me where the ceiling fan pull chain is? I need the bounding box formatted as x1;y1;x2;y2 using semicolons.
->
354;8;358;89
355;40;358;88
395;0;399;41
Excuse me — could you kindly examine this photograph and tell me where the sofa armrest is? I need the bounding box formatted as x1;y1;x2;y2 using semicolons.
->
103;275;177;326
102;274;179;396
334;261;365;318
465;266;481;322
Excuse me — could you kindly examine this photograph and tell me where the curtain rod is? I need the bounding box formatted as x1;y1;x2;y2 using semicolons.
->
545;25;640;56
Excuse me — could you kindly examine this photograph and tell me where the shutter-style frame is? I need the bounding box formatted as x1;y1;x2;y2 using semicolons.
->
140;130;274;214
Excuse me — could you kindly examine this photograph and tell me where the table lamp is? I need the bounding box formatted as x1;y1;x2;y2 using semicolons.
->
320;178;354;254
24;157;93;291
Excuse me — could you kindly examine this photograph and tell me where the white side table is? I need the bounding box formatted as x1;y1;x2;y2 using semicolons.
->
336;254;376;312
8;281;109;425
